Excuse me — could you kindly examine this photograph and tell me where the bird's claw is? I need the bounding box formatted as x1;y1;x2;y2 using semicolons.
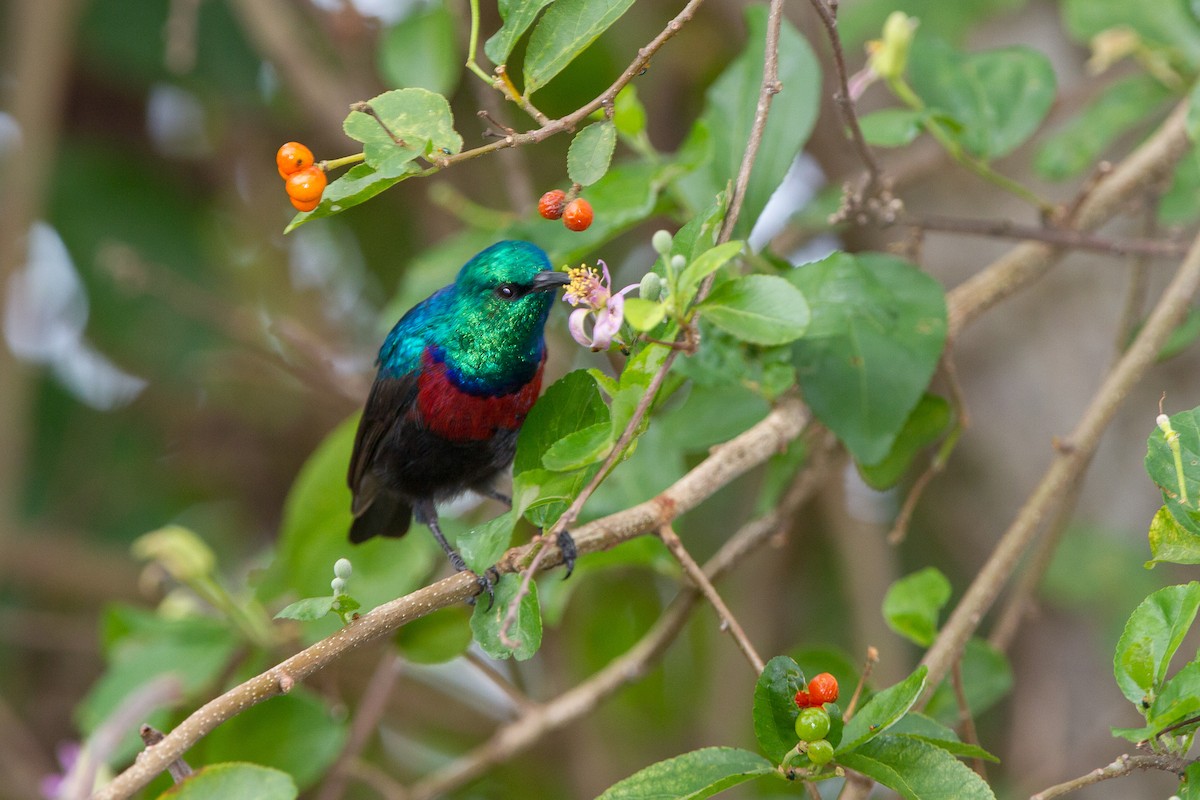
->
556;530;577;579
451;552;497;610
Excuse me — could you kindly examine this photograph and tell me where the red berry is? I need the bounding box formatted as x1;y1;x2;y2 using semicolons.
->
286;166;327;203
538;189;567;220
794;689;813;708
563;197;593;231
290;196;320;212
808;673;839;705
276;141;314;179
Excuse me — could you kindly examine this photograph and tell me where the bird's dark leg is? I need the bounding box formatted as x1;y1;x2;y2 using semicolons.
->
475;485;576;579
413;499;494;609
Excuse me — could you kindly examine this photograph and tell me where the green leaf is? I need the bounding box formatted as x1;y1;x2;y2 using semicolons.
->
1148;505;1200;566
344;89;461;170
567;121;617;187
888;713;999;762
470;573;542;660
257;415;437;621
156;763;297;800
700;275;810;346
883;567;952;648
1036;75;1172;180
484;0;556;65
458;511;517;575
1146;408;1200;534
1146;660;1200;730
790;251;948;464
394;605;473;664
285;163;410;232
676;6;820;238
858;394;953;489
523;0;636;94
1183;762;1200;800
197;691;345;789
594;747;776;800
753;655;806;763
677;240;745;301
613;84;646;136
839;0;1026;49
1161;152;1200;225
542;422;613;471
622;297;667;331
838;666;928;753
837;735;997;800
515;370;609;475
1062;0;1200;68
908;37;1056;160
859;109;927;148
274;596;335;622
378;5;460;97
924;638;1013;725
1114;582;1200;706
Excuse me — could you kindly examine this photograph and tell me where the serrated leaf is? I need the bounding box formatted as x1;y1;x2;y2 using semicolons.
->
1145;660;1200;731
753;655;806;763
837;735;996;800
1148;505;1200;566
458;511;517;575
515;370;608;475
883;567;952;647
1114;582;1200;706
156;763;297;800
790;251;948;465
1146;408;1200;535
594;747;775;800
542;422;612;471
274;596;336;622
523;0;636;94
700;275;809;346
470;573;542;660
568;121;617;187
285;163;411;232
484;0;557;65
888;713;999;762
838;666;928;753
677;240;745;301
622;298;667;331
858;394;953;489
343;88;462;170
909;37;1055;160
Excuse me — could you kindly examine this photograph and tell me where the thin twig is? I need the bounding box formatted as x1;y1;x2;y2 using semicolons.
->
804;0;883;190
909;213;1188;259
463;650;534;710
138;727;192;783
658;523;765;674
919;221;1200;705
316;652;404;800
1030;752;1191;800
842;646;878;720
949;663;986;780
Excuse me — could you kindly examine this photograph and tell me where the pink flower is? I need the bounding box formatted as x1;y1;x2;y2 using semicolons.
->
562;260;637;351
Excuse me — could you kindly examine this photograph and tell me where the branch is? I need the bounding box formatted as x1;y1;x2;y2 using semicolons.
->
1030;752;1191;800
93;398;810;799
918;220;1200;704
909;213;1189;259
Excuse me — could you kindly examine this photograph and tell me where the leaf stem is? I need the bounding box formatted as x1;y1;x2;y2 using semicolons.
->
464;0;493;84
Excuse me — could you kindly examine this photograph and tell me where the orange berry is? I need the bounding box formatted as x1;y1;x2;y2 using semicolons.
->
807;673;839;705
562;197;593;232
290;196;320;212
276;142;314;179
285;166;327;203
538;189;567;220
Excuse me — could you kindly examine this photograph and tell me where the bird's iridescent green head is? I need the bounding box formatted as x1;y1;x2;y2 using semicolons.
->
443;240;568;390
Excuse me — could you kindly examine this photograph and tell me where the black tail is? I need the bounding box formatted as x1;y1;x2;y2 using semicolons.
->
349;492;413;543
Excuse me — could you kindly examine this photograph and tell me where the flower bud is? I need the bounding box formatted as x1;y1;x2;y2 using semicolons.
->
869;12;918;81
651;229;673;255
639;272;663;301
670;254;687;272
334;558;353;580
331;577;347;596
131;525;216;584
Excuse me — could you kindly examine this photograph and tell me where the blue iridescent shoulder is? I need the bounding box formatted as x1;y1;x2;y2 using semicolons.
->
376;285;453;374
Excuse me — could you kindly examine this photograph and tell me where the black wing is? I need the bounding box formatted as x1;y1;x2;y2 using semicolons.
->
347;373;418;542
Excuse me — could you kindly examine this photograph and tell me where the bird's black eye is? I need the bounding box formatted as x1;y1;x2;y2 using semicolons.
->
495;283;519;299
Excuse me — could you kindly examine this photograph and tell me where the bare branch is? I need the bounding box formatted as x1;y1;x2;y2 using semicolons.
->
1030;752;1192;800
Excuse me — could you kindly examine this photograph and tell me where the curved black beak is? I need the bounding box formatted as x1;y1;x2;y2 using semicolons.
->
532;270;571;292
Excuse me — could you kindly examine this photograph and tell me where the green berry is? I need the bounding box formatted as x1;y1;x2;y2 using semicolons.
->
807;738;834;766
794;707;831;742
651;229;673;255
639;272;663;301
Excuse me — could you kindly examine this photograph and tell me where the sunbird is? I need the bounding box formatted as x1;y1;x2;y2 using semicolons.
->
346;241;573;596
